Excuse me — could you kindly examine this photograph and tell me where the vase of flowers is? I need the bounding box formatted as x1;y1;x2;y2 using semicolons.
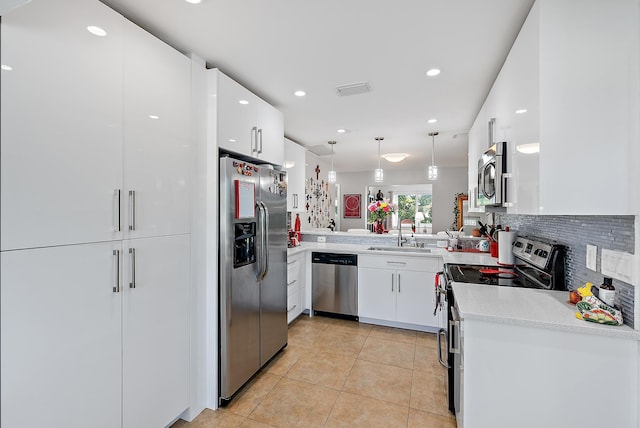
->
367;200;397;234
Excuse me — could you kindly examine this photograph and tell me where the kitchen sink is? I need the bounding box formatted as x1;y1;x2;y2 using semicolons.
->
367;246;432;253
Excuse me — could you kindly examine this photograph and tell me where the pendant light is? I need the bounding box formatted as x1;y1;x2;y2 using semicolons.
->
374;137;384;182
328;140;337;183
428;132;438;180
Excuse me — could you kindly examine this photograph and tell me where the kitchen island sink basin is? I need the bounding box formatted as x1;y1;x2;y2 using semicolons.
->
367;246;432;253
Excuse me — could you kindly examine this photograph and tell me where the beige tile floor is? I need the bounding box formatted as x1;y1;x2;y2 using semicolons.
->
172;315;457;428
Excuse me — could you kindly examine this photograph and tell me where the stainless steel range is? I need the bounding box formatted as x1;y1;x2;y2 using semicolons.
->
435;236;566;415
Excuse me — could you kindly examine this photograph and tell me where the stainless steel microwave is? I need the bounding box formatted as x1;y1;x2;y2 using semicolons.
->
477;141;507;207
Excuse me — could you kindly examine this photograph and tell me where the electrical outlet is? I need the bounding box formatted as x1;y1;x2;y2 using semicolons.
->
586;244;597;271
317;236;326;243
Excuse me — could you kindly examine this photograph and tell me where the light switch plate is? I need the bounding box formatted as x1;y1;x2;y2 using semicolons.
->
586;244;597;271
317;236;326;243
601;249;634;284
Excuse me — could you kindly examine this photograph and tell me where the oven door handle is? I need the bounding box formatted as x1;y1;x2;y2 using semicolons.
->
437;328;450;368
449;306;461;354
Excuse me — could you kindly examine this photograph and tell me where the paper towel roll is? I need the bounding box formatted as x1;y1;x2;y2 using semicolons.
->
498;230;516;266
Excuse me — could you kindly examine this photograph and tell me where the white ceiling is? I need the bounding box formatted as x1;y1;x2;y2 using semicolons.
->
101;0;534;173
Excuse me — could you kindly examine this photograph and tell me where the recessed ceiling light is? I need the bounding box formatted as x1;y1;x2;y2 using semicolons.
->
427;118;437;124
1;64;12;71
426;68;441;77
381;153;409;163
185;0;202;3
515;109;528;114
87;26;107;37
238;100;249;105
337;129;350;134
229;139;236;143
294;90;306;97
148;115;159;120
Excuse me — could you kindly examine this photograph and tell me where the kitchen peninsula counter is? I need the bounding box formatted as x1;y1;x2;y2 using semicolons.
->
452;282;640;340
288;241;496;265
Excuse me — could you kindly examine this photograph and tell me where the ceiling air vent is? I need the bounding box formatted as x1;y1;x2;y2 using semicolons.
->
336;81;371;97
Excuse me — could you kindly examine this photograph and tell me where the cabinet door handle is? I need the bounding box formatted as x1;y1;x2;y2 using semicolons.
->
128;190;136;231
398;274;401;293
129;248;136;289
257;128;263;154
112;250;120;293
502;173;514;208
288;304;297;313
391;273;394;292
287;259;297;265
386;261;406;265
287;279;297;286
114;189;121;232
251;126;258;153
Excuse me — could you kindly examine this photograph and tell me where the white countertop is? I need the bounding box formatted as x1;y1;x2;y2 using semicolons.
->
287;241;496;265
452;282;640;340
288;242;639;338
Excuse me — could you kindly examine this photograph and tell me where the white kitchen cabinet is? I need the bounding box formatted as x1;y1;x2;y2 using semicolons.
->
466;105;486;213
0;0;192;251
284;138;306;212
287;251;306;323
0;2;192;426
0;0;124;251
122;235;190;428
358;255;441;331
123;20;191;238
216;71;284;166
481;1;540;215
358;268;397;321
473;0;639;215
1;242;122;428
460;317;638;428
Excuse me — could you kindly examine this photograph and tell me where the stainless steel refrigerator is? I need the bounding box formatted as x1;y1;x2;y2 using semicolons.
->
218;155;288;404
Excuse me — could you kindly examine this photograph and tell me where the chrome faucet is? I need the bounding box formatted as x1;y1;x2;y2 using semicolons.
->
397;221;407;247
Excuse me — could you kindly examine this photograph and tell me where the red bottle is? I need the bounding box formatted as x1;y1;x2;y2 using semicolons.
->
294;213;301;232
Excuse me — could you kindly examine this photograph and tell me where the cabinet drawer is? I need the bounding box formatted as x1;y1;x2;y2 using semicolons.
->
287;258;301;282
359;254;441;272
287;277;300;299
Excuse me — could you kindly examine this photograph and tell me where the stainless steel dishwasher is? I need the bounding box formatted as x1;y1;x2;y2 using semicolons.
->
311;252;358;318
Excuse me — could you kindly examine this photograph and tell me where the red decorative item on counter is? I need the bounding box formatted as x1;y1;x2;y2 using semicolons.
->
490;241;499;258
294;213;301;232
374;220;385;234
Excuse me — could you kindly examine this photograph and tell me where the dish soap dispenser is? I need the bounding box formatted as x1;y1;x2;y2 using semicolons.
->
599;277;616;307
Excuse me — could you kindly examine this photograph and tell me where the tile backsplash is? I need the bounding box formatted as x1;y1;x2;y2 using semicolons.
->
497;214;635;328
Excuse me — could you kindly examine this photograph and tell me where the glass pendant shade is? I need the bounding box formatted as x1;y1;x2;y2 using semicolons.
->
428;165;438;180
328;140;337;183
374;137;384;182
428;132;438;181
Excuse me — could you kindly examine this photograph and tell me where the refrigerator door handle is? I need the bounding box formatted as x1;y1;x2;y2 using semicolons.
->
262;201;269;279
255;201;264;280
257;201;269;281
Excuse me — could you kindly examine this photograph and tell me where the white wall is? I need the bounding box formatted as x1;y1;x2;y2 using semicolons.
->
301;151;336;231
336;166;468;233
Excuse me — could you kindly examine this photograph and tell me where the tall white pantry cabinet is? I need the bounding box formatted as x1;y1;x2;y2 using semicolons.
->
1;1;191;427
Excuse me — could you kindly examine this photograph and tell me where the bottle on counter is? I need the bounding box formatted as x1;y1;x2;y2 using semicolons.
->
599;277;616;306
294;213;301;232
